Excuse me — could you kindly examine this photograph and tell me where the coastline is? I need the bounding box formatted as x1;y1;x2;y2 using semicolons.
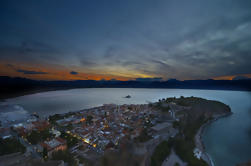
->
0;87;71;100
195;112;232;166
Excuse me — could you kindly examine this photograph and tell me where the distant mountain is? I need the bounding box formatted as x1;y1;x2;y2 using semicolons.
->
135;77;163;82
232;76;251;80
0;76;251;99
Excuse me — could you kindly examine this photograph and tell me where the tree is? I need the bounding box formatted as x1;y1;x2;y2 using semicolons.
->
135;128;152;143
43;147;48;159
151;141;171;166
0;138;26;155
60;132;78;148
52;150;77;166
49;114;63;124
66;124;73;130
86;115;93;125
26;129;53;144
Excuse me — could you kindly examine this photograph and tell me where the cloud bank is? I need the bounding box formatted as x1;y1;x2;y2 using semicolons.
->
0;0;251;80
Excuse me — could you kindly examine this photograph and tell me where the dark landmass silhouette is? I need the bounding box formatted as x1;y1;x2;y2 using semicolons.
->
0;76;251;99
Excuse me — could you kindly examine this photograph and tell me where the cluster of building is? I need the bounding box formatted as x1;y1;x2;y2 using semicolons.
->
1;97;221;166
0;105;68;159
0;112;42;140
55;104;160;153
0;102;181;165
39;137;67;157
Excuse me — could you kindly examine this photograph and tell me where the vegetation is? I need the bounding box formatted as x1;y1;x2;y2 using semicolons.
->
101;147;142;166
155;103;171;112
42;147;48;159
134;128;152;143
86;115;93;125
65;123;73;130
164;96;190;106
0;138;26;155
173;121;181;129
170;115;208;166
165;96;230;115
60;131;79;148
48;114;63;124
150;96;231;166
151;141;172;166
79;156;94;166
155;100;171;112
52;150;77;166
26;128;53;144
150;118;208;166
49;112;77;125
172;138;207;166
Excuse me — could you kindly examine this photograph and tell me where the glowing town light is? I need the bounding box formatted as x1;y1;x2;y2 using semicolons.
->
80;117;86;122
82;138;90;144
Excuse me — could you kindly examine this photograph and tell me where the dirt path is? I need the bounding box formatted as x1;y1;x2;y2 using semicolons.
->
161;150;187;166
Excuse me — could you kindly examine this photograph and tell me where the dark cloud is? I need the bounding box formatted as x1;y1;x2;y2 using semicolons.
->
16;69;48;75
70;71;78;75
0;40;63;65
150;59;171;69
80;59;97;67
6;64;49;75
6;64;15;68
19;41;59;54
1;0;251;80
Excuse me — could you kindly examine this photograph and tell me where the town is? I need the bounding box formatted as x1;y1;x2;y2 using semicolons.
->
0;97;231;166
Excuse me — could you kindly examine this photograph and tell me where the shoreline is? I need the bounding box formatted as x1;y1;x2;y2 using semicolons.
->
196;112;232;166
0;87;70;100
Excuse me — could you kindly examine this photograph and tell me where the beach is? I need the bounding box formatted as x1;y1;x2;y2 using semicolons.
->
195;113;232;166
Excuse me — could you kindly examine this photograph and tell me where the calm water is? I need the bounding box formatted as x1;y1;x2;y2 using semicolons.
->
1;88;251;165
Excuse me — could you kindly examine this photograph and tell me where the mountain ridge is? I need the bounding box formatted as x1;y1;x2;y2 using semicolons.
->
1;76;251;99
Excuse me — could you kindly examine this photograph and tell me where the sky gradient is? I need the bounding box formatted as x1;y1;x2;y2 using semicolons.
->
1;0;251;80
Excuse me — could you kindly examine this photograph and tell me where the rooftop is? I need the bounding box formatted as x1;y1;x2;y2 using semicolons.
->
41;137;66;150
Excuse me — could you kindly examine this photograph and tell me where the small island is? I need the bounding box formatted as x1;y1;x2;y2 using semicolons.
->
124;95;132;98
0;96;231;166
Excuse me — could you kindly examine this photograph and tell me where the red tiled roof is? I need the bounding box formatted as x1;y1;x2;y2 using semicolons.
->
56;137;66;144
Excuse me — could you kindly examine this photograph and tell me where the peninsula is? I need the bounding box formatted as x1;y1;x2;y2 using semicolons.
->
0;97;231;166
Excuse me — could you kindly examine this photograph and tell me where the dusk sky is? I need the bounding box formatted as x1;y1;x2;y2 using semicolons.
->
1;0;251;80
